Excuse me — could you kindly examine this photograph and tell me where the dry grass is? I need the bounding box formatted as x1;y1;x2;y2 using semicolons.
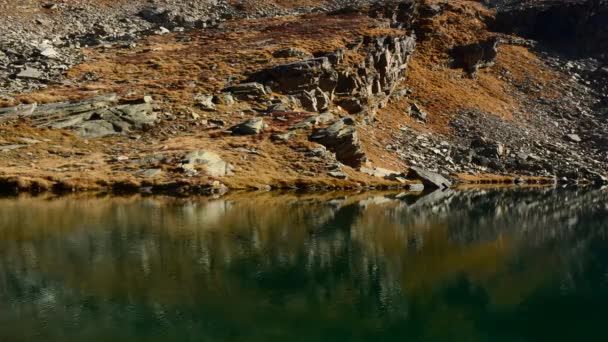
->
15;13;403;106
1;0;580;193
401;0;565;134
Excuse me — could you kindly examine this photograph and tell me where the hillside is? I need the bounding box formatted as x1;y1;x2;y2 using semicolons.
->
0;0;606;194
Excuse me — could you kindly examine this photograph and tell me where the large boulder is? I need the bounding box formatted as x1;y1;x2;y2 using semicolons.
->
230;117;267;135
223;83;267;100
310;117;368;167
450;37;500;75
407;166;452;190
181;150;234;177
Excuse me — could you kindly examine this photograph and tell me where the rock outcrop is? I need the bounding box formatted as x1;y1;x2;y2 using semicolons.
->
0;94;159;138
246;34;416;117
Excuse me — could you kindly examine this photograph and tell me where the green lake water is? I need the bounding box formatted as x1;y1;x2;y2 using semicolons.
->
1;187;607;341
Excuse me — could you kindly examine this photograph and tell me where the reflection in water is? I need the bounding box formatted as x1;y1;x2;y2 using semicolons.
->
0;188;607;341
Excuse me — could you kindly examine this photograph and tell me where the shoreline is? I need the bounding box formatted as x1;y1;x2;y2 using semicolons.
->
0;173;581;197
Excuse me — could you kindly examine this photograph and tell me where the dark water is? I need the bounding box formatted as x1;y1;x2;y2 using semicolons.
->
1;188;608;341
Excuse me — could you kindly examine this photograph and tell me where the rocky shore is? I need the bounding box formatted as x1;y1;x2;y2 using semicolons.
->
0;0;606;195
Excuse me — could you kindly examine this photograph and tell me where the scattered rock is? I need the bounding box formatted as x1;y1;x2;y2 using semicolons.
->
231;117;266;135
16;67;43;79
409;103;428;122
195;94;216;111
39;47;59;59
213;93;235;106
271;130;297;142
223;83;267;99
565;134;582;143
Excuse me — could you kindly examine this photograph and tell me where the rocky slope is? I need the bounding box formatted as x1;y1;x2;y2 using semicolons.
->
0;0;606;194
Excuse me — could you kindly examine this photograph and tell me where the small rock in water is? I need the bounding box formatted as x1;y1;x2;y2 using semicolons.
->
406;183;425;192
407;166;452;190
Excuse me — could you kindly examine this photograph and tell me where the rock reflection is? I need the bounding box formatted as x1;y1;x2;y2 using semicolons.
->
0;187;607;341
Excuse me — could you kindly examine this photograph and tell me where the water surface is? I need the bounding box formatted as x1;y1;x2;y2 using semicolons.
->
1;188;607;341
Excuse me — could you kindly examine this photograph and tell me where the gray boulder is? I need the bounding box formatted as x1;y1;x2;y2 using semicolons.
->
16;67;43;79
231;117;266;135
223;83;267;99
195;94;216;111
565;134;582;143
181;150;234;177
310;117;368;167
407;166;452;190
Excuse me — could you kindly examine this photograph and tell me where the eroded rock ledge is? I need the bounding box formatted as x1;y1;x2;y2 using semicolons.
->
0;95;159;138
247;34;416;117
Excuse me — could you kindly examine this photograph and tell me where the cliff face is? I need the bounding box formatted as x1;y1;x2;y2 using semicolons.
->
0;0;607;194
491;0;608;60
